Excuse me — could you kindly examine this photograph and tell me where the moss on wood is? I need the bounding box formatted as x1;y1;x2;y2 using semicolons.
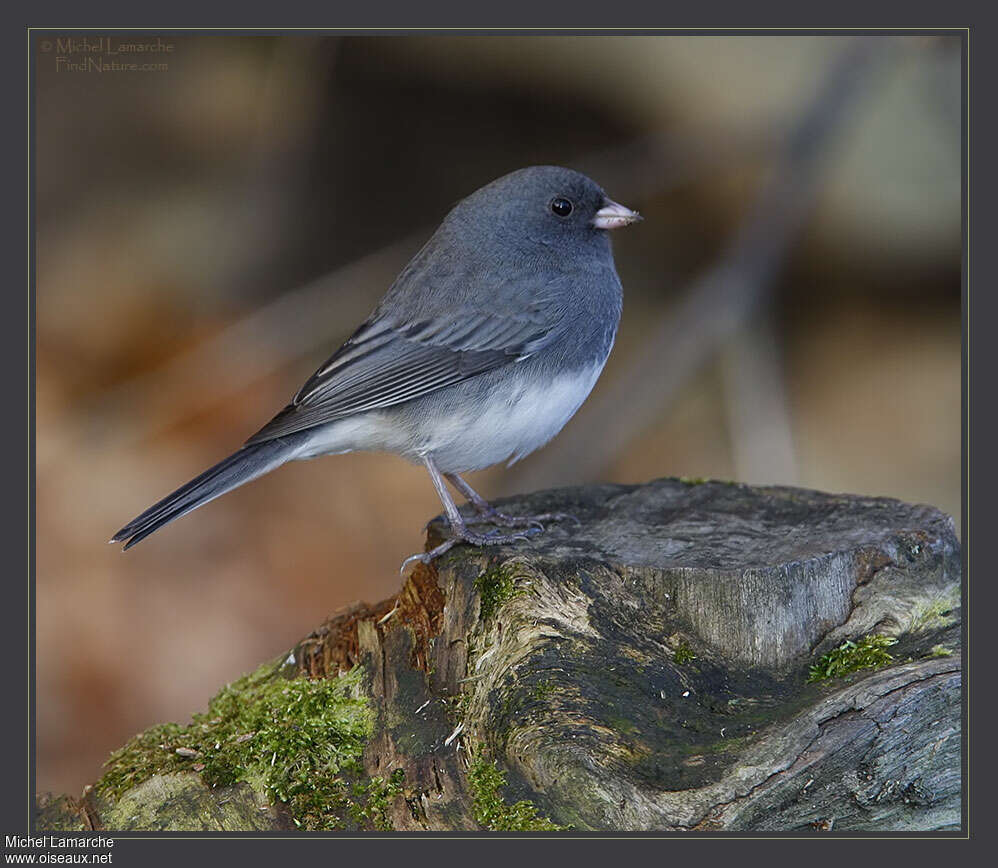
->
96;660;378;830
673;642;697;665
474;563;527;621
467;759;566;832
807;635;898;683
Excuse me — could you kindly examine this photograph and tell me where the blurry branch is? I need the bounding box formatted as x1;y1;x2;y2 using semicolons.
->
505;37;890;493
719;316;798;486
220;37;340;297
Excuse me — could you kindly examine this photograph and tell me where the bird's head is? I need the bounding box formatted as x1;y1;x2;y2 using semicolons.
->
446;165;641;258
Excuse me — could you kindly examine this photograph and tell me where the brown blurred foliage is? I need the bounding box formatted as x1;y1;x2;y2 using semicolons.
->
34;34;960;797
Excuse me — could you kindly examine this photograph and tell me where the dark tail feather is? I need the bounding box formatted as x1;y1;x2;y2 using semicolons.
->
110;439;295;550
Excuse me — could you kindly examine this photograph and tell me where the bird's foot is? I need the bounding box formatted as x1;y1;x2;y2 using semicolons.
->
400;525;542;574
466;509;581;532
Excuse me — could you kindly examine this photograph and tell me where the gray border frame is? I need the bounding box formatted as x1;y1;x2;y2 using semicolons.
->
7;9;989;858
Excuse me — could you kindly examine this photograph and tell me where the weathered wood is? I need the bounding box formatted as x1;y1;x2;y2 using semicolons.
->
37;479;961;832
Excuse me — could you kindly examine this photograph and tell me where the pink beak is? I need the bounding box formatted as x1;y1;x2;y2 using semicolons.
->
592;198;642;230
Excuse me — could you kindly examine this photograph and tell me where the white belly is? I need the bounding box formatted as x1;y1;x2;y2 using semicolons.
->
295;362;605;474
420;363;604;472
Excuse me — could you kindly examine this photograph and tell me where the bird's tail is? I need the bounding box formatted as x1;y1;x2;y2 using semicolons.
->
110;439;297;550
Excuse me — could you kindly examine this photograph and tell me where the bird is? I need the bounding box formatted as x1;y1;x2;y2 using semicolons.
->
111;165;641;569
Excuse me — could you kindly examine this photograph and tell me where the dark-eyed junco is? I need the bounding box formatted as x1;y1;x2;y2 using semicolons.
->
111;166;640;567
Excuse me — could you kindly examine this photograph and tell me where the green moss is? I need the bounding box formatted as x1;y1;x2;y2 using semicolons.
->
703;735;750;755
474;564;527;621
467;759;566;831
927;644;954;658
673;642;696;665
907;592;959;634
348;769;406;831
96;661;381;830
679;476;708;486
531;679;556;701
95;722;189;802
605;715;638;736
807;635;898;683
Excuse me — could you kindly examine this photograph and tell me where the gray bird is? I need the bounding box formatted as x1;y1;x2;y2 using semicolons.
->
111;166;640;567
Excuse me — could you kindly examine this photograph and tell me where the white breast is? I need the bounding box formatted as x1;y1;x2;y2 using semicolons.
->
295;362;606;474
421;363;605;473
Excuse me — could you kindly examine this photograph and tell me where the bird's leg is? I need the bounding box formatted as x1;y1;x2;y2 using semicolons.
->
400;457;542;572
445;472;581;531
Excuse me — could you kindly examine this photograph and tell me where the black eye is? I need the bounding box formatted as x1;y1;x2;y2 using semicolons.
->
550;197;574;218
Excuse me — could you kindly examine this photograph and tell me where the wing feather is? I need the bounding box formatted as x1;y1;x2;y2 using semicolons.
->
246;307;555;444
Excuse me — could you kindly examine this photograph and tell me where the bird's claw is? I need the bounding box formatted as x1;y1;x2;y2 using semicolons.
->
399;552;427;574
400;537;459;574
399;524;543;573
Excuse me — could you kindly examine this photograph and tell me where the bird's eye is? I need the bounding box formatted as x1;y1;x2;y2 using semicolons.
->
550;197;574;218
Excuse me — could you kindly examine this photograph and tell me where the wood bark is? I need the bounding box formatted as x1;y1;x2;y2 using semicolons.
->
37;479;962;833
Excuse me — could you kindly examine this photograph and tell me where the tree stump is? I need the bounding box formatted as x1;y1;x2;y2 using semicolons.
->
37;479;961;833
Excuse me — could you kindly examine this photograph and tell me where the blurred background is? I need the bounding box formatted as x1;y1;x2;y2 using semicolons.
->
34;34;961;797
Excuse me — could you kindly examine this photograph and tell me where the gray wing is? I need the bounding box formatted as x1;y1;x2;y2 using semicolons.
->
246;308;555;444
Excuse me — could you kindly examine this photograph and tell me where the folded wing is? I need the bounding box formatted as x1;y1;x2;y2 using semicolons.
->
246;307;555;444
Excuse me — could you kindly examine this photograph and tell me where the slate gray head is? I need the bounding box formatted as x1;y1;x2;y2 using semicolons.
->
443;165;641;258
